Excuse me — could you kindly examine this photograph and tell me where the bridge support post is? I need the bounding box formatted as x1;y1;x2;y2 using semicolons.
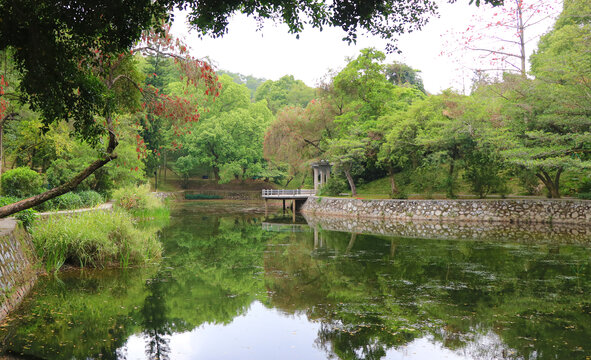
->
292;200;296;223
264;199;268;217
282;199;286;213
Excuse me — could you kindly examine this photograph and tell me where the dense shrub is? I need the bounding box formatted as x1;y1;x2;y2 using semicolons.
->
77;191;104;207
516;169;542;196
411;163;445;198
34;191;104;212
31;209;162;271
463;151;507;198
1;167;44;198
53;192;84;210
318;176;349;196
112;184;162;212
577;177;591;200
33;199;56;212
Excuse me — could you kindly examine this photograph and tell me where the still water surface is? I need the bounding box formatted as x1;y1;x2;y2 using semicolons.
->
1;201;590;359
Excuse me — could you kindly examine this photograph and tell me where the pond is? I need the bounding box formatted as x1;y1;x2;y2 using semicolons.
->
1;201;590;359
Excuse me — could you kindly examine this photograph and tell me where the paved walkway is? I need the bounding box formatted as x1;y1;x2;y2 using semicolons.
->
0;218;17;237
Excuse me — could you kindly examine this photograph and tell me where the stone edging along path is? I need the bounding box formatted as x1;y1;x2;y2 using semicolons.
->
301;196;591;225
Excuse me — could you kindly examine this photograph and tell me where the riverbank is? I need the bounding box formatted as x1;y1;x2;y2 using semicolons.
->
0;220;37;323
301;196;591;225
0;188;170;323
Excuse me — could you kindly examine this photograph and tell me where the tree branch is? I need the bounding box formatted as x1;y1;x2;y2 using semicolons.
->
467;47;523;59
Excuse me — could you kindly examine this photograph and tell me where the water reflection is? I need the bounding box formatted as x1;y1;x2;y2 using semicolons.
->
0;201;590;359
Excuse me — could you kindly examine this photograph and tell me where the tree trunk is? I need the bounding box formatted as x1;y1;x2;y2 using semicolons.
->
0;122;3;181
516;0;527;77
0;129;118;218
536;168;562;198
212;166;220;182
345;233;357;254
163;150;167;181
284;175;294;188
388;167;398;196
299;172;308;188
344;168;357;196
446;159;456;198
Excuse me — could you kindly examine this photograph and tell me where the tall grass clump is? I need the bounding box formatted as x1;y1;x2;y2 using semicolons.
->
31;209;162;272
112;184;169;221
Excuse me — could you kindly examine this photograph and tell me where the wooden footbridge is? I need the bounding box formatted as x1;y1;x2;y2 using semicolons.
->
262;189;315;221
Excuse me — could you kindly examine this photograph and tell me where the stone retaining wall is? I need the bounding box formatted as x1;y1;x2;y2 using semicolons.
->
301;197;591;225
0;220;37;323
303;213;591;244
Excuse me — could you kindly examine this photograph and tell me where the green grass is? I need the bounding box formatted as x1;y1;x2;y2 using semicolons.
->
356;177;391;197
31;209;163;272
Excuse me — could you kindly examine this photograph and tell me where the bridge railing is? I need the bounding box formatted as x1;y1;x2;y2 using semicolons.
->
262;189;316;197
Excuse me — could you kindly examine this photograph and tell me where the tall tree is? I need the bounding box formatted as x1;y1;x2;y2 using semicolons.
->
176;75;273;182
263;99;336;185
500;0;591;198
442;0;559;80
325;133;368;196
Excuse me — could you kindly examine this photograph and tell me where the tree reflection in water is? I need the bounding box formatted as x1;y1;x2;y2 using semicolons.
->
0;203;589;360
141;274;171;360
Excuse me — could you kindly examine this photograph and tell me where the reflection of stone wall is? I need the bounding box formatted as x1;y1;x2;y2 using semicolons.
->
303;213;591;244
0;220;37;323
302;196;591;225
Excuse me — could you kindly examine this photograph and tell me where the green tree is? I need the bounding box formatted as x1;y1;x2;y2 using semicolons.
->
384;61;426;93
219;70;267;100
325;132;368;196
263;99;337;186
254;75;316;114
138;55;178;187
500;0;591;198
177;75;273;182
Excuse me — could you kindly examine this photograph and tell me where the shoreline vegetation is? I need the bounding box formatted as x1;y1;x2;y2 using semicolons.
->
30;185;169;272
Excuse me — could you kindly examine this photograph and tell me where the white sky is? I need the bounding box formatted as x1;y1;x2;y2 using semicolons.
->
170;0;559;94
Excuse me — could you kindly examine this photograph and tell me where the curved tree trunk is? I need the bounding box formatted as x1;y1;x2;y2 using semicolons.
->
344;168;357;196
388;167;399;196
212;166;220;182
536;168;562;198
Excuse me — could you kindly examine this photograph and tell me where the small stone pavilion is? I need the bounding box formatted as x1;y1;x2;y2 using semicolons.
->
311;160;332;192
